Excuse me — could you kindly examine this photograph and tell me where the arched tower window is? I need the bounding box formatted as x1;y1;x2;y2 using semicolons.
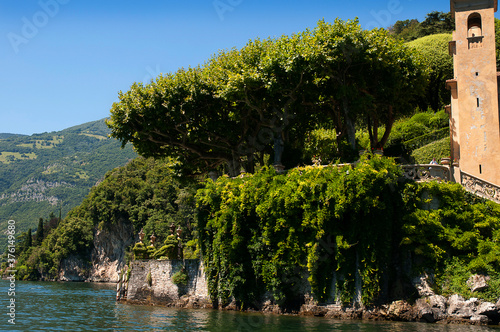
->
468;13;483;49
468;13;482;37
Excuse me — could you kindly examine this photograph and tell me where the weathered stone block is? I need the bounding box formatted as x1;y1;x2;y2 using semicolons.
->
467;274;490;293
470;314;490;325
412;273;435;297
415;298;435;322
477;301;497;316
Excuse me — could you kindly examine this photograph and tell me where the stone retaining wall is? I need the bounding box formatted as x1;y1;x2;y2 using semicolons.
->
117;260;500;326
118;259;211;308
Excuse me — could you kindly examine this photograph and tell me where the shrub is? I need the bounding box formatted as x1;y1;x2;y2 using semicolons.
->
407;34;453;110
411;137;450;164
183;239;199;259
401;182;500;301
439;257;500;303
154;235;178;259
303;129;339;164
383;110;449;161
133;242;148;260
146;245;156;259
172;268;189;286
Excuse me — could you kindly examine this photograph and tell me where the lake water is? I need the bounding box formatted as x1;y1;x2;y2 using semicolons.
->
0;279;498;331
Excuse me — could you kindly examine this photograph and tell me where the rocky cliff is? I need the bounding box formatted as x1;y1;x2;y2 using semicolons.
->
59;219;135;282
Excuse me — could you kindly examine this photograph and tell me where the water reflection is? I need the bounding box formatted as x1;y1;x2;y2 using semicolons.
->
0;280;497;331
112;304;213;331
112;304;498;332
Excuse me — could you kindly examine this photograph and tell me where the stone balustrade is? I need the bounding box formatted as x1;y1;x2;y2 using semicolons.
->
401;164;451;182
461;171;500;204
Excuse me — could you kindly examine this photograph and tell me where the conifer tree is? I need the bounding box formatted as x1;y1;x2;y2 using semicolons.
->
35;218;44;245
26;228;32;249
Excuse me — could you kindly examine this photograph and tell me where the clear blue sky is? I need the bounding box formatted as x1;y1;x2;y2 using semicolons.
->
0;0;457;135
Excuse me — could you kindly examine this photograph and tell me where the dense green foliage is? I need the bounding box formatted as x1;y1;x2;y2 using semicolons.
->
172;267;189;286
303;129;340;164
5;157;199;279
0;119;137;250
410;137;451;165
196;156;403;307
361;109;450;162
196;158;500;308
108;19;425;176
402;182;500;302
151;234;181;260
407;34;453;111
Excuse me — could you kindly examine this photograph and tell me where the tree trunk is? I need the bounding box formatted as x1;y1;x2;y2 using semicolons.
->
227;155;241;177
367;116;374;150
245;153;255;174
342;98;357;150
378;106;395;149
273;136;285;165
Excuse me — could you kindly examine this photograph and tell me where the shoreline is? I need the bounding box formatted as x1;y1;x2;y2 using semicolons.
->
116;294;500;326
113;259;500;327
2;277;498;326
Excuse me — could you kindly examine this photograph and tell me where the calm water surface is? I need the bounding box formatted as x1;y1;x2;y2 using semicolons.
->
0;279;498;331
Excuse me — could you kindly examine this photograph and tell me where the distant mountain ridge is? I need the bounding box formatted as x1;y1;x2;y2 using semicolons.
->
0;119;137;248
0;133;27;139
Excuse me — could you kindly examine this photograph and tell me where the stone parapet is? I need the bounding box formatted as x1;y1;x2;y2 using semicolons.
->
401;164;451;182
461;170;500;204
119;259;211;308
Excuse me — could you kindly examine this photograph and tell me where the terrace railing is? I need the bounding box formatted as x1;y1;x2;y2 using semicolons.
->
267;162;500;205
401;164;451;182
461;171;500;204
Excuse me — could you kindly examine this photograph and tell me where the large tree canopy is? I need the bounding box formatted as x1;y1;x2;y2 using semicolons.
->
310;19;426;150
106;67;234;173
108;34;318;176
107;19;425;176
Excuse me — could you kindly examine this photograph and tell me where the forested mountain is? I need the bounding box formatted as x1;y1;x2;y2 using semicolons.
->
0;119;137;248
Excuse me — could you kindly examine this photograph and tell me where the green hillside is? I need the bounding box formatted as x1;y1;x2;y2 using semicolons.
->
0;119;137;249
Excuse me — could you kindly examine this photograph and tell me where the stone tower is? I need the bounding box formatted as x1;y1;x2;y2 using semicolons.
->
448;0;500;187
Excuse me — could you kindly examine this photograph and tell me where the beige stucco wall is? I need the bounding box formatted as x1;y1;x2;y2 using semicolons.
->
450;0;500;186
